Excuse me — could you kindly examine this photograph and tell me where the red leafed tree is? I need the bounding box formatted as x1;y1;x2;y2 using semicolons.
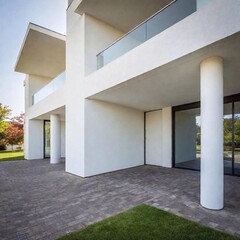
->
5;114;24;150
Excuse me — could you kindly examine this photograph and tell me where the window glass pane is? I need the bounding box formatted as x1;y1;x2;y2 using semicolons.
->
175;108;200;170
224;103;233;175
44;121;50;158
234;101;240;175
174;99;240;176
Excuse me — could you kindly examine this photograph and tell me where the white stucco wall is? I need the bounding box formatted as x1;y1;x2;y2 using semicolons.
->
65;4;85;176
27;88;66;120
24;0;238;177
84;14;124;75
65;4;143;177
84;100;144;176
146;107;172;167
66;5;85;85
65;100;85;176
24;119;43;160
65;3;87;176
25;74;51;109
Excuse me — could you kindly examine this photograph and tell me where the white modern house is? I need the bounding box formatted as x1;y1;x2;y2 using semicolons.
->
15;0;240;210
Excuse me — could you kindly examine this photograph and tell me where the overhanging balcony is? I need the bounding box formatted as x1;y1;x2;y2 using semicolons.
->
97;0;196;69
33;71;66;105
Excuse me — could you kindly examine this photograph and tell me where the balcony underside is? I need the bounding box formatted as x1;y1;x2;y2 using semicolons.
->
89;32;240;111
15;23;66;78
30;106;66;121
75;0;173;32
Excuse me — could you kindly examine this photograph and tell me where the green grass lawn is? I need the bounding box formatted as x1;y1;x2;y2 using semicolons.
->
58;204;239;240
0;150;24;162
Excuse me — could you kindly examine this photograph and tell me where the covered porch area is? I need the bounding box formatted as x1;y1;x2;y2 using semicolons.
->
24;106;66;165
87;32;240;210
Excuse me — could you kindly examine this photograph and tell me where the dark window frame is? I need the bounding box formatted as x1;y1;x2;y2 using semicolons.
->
172;93;240;176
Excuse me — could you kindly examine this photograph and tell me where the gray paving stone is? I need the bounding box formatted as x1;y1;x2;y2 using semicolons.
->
0;159;240;239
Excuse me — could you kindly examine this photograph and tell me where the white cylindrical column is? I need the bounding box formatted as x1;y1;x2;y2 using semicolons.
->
50;114;61;164
200;56;224;210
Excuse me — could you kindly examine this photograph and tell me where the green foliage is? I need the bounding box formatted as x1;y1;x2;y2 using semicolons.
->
235;117;240;147
224;118;232;147
57;204;239;240
0;104;24;148
5;114;24;147
223;117;240;148
196;124;201;145
0;103;11;121
0;144;6;150
196;116;240;149
45;122;50;143
0;103;11;145
0;121;10;139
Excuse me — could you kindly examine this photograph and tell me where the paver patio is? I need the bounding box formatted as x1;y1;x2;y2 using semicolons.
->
0;159;240;240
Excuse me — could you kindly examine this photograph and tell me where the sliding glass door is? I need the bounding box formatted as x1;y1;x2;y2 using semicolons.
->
44;121;50;158
223;101;240;176
224;103;233;175
173;95;240;176
174;106;200;170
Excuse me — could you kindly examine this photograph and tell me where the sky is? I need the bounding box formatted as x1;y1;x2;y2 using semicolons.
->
0;0;67;117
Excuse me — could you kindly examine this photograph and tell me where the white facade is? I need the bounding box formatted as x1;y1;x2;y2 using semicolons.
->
15;0;240;210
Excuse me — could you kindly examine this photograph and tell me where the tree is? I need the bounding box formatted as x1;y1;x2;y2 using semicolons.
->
0;103;11;149
224;118;232;148
5;114;24;151
0;103;11;121
196;124;201;145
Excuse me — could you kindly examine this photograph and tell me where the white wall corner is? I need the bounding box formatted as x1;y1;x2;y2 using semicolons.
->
84;99;144;176
24;119;44;160
162;107;172;168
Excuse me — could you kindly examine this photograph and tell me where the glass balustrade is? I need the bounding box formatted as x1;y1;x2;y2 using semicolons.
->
33;71;65;105
97;0;196;69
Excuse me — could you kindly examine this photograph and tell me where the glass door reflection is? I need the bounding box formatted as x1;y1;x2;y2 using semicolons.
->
175;107;201;170
234;101;240;175
224;103;233;175
44;121;50;158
